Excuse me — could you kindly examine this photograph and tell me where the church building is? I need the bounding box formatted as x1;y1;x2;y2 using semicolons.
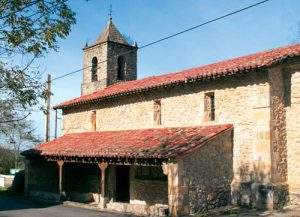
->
22;19;300;217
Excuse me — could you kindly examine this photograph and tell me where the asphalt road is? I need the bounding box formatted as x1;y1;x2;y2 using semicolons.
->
0;196;135;217
1;195;300;217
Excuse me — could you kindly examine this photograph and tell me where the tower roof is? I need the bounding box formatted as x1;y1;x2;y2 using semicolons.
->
96;19;129;45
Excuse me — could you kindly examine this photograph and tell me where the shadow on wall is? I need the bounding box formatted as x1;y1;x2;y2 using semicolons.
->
232;160;289;210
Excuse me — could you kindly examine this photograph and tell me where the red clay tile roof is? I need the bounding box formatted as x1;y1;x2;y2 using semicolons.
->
22;124;232;159
54;43;300;109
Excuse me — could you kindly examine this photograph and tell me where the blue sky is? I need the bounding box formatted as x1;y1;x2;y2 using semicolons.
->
30;0;300;140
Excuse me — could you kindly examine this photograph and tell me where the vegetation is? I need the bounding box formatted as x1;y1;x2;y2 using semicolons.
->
0;0;76;123
0;1;77;171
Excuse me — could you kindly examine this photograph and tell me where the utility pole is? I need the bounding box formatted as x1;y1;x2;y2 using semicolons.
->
45;74;51;142
54;109;58;139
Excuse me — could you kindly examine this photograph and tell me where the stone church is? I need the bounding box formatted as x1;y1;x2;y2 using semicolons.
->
22;19;300;216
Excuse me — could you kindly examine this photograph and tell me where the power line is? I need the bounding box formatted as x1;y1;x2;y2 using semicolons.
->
51;65;90;81
139;0;271;49
51;0;271;82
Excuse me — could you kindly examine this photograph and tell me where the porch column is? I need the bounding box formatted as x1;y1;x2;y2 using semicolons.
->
163;162;188;217
98;162;108;208
57;160;64;200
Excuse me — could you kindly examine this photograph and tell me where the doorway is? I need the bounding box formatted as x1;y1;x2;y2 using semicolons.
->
115;166;130;202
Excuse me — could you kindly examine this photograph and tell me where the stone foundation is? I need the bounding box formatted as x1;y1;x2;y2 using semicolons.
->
106;202;168;217
66;192;100;203
234;182;289;210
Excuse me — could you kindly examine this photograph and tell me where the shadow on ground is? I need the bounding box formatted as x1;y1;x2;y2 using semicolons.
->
0;195;58;211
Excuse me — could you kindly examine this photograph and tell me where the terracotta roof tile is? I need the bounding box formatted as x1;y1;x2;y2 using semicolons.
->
54;43;300;109
96;20;129;45
22;124;233;159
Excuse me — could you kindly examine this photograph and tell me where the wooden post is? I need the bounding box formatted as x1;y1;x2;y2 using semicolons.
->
57;160;64;199
98;162;108;208
45;74;51;142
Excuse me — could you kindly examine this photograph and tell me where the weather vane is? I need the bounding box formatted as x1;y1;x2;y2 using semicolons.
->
108;4;113;20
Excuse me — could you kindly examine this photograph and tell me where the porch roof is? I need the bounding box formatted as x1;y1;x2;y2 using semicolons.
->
22;124;232;160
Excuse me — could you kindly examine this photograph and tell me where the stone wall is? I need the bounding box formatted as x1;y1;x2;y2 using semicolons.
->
82;43;108;95
181;128;233;214
28;159;58;192
63;70;271;185
64;162;100;203
106;165;168;216
106;42;137;86
286;63;300;203
26;159;60;201
269;66;288;184
81;41;137;95
129;166;168;205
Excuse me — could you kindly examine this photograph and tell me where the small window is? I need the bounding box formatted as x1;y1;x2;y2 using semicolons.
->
135;166;167;181
153;99;161;125
117;56;125;80
204;92;215;121
91;57;98;82
91;111;96;131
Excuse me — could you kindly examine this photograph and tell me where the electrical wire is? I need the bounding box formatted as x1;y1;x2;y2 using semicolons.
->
51;0;271;82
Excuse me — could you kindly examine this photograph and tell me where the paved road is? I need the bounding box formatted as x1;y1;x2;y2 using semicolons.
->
1;195;300;217
0;196;134;217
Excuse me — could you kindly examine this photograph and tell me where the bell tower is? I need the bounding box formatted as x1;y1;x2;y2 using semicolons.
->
81;19;137;95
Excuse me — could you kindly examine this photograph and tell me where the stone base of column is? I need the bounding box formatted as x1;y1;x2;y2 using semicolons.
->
60;191;66;202
233;181;289;210
98;196;108;209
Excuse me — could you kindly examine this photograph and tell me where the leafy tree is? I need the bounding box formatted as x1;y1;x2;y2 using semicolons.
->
0;0;76;124
0;147;14;174
0;117;41;172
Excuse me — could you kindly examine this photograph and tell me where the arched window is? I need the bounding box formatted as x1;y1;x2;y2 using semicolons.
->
117;56;125;80
91;57;98;82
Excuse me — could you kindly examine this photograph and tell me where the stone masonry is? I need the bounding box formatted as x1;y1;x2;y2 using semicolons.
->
25;19;300;216
162;128;233;216
63;69;271;187
286;62;300;203
81;42;137;95
61;60;300;212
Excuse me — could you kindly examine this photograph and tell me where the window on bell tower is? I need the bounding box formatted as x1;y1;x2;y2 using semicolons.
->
91;57;98;82
117;55;125;80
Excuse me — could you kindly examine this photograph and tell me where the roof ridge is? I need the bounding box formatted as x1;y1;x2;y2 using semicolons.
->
54;43;300;109
60;124;234;136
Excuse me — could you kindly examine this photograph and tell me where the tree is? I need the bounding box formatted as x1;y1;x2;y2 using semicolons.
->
0;0;76;124
0;117;41;171
0;147;14;174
